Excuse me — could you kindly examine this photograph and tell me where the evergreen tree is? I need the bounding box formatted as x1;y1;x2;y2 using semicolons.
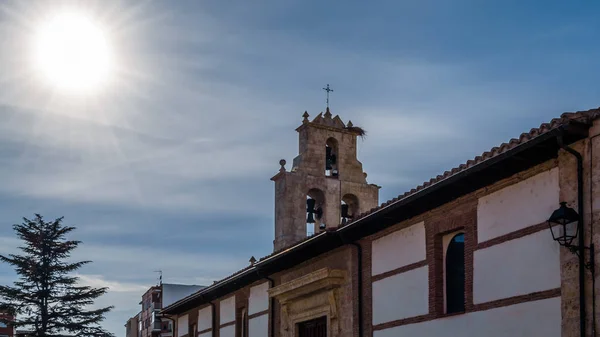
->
0;214;114;337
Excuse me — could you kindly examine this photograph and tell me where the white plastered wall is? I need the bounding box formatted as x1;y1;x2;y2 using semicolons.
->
248;282;269;315
374;297;560;337
473;229;560;304
197;306;212;332
249;314;268;337
372;266;429;324
477;168;559;242
219;325;235;337
176;315;188;337
198;333;211;337
371;221;426;275
219;296;236;324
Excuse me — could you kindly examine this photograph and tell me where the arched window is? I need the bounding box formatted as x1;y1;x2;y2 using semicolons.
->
341;194;359;225
240;308;248;337
445;233;465;314
306;189;325;236
325;138;339;177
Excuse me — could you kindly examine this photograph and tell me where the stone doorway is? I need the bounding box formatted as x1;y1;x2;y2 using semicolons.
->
298;316;327;337
268;268;347;337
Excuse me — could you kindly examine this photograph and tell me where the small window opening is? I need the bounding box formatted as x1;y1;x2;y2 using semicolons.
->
237;308;248;337
445;233;465;314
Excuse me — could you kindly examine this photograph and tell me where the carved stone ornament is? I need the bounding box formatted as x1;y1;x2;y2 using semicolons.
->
268;268;346;337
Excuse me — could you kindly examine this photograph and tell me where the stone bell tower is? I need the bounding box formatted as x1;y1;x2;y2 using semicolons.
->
271;108;380;251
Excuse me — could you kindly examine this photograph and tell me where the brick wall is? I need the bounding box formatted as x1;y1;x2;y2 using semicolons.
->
0;313;13;337
175;279;271;337
362;158;562;335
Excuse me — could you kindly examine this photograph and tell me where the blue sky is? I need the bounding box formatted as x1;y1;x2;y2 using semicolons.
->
1;0;600;335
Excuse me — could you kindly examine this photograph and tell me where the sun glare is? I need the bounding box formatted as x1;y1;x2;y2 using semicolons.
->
33;12;112;94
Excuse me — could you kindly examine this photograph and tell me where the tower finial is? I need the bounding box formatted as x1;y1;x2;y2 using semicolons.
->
302;111;309;123
322;84;333;109
279;159;286;172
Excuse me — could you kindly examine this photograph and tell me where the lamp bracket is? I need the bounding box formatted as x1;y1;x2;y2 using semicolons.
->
567;244;595;273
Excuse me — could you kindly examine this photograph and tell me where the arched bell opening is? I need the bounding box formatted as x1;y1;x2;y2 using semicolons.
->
341;194;359;226
325;137;339;177
306;188;325;236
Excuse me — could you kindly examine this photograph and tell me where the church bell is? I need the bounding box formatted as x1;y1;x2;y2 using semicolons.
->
341;204;350;218
306;198;323;224
341;204;353;225
325;147;337;170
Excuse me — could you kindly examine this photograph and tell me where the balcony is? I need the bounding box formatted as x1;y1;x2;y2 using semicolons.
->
152;321;162;331
151;302;161;311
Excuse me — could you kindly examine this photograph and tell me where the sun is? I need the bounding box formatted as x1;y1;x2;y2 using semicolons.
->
33;11;113;94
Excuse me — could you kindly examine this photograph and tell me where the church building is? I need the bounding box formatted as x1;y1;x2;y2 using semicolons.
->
160;106;600;337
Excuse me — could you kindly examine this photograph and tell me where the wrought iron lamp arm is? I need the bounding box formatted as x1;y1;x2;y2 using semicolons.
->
567;243;595;271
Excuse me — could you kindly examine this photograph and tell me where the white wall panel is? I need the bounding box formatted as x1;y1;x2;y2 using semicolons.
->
372;222;426;275
249;314;268;337
176;315;188;337
477;168;559;242
219;296;236;324
199;332;211;337
473;229;560;304
219;325;235;337
197;306;212;332
374;297;560;337
249;282;270;315
372;266;428;325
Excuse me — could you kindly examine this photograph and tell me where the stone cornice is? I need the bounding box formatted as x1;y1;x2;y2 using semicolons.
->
268;268;346;303
269;268;346;303
295;122;358;135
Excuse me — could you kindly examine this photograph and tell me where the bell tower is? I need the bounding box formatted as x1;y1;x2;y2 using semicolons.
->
271;108;380;251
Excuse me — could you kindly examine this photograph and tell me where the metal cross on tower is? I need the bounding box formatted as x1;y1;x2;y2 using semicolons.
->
322;84;333;108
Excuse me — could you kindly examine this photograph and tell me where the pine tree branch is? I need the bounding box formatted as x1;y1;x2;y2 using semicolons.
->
0;215;114;337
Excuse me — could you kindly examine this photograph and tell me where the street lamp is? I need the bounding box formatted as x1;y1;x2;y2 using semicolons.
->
547;202;594;270
548;202;580;247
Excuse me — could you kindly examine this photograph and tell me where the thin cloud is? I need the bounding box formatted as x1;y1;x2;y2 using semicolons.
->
1;0;600;335
76;274;148;293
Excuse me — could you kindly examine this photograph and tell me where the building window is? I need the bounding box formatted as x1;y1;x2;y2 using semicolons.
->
238;308;248;337
297;316;327;337
445;232;465;314
0;322;6;328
